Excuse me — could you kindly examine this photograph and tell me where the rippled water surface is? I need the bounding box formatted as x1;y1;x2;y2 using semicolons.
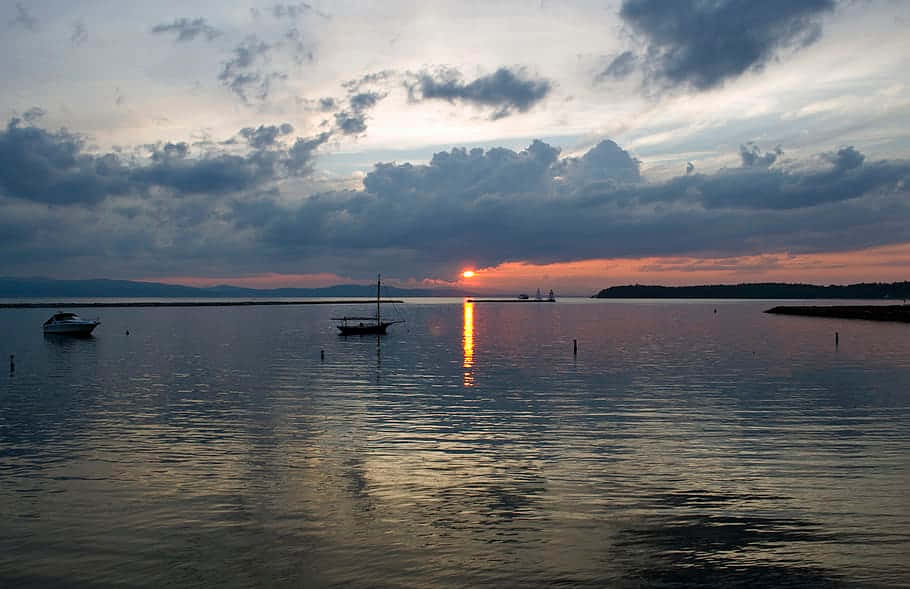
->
2;299;909;587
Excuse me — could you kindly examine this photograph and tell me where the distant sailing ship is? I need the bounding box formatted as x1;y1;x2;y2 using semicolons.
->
332;274;404;335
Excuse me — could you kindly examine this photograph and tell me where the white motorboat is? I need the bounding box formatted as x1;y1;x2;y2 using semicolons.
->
43;312;100;335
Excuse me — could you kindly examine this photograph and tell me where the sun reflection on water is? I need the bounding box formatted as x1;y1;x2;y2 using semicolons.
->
463;301;474;387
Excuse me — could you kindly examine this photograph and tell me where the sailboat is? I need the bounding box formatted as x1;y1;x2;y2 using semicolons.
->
332;274;404;335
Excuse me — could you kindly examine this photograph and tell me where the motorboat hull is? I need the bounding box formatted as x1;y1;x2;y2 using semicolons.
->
43;321;99;335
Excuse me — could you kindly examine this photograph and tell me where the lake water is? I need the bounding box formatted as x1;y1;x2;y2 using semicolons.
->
2;299;909;587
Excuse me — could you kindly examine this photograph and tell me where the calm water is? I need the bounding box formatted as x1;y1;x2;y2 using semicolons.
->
2;299;909;588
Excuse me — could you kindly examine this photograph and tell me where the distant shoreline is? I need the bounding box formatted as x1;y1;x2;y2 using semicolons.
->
0;300;404;309
765;305;910;323
594;282;910;299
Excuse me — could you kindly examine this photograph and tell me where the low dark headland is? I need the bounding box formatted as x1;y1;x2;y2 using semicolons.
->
0;300;404;309
594;282;910;299
765;305;910;323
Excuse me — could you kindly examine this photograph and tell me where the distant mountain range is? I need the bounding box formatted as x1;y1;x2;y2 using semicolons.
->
593;282;910;299
0;277;470;298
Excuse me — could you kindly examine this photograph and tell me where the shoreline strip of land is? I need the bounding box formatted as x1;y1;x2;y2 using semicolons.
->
765;305;910;323
0;300;404;309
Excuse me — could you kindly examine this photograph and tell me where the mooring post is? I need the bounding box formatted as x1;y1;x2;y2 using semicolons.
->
835;332;839;347
573;339;577;355
320;349;325;361
9;354;14;374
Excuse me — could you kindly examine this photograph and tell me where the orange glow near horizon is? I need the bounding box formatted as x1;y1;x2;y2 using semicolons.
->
457;243;910;295
143;242;910;295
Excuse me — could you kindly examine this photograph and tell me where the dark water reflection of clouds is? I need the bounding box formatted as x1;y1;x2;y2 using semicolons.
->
1;301;909;587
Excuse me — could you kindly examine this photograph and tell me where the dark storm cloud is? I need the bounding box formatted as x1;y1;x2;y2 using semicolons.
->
740;143;782;168
332;91;387;136
129;146;281;195
349;92;382;112
151;17;221;42
608;0;836;90
3;121;909;281
407;67;552;119
334;112;367;135
643;154;908;211
9;2;37;31
233;140;909;278
239;124;294;149
825;146;865;172
218;36;284;102
0;119;128;205
0;118;325;205
286;132;331;175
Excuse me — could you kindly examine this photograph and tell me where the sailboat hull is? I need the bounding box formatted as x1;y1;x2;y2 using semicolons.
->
333;274;403;335
336;321;395;335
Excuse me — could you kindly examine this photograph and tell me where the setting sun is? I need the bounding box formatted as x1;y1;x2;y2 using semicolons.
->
462;270;475;278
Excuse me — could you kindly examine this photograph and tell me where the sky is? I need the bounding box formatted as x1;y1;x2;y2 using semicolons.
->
1;0;909;295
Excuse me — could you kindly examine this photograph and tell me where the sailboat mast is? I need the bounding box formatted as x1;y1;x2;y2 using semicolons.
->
377;273;381;324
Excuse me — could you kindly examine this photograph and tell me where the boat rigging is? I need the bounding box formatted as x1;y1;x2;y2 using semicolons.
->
332;274;404;335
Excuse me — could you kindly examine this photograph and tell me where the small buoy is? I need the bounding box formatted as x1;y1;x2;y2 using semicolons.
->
125;329;130;335
714;308;717;314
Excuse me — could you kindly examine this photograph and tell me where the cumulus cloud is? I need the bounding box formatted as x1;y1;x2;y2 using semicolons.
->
151;17;221;42
252;141;907;277
740;143;782;168
239;123;295;149
333;91;387;136
825;146;865;172
2;120;908;281
0;118;326;206
555;140;641;185
406;67;552;119
334;112;366;135
605;0;836;90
